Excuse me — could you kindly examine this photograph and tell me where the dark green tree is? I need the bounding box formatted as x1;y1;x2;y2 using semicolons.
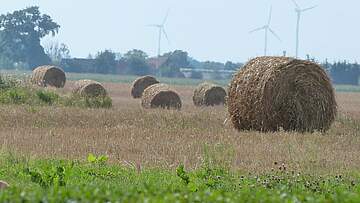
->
225;61;241;70
159;50;189;77
0;6;60;68
202;61;225;70
190;71;203;79
94;50;117;74
124;49;151;76
328;61;360;85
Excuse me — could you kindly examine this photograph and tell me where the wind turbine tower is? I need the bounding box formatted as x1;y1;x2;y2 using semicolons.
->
250;6;281;56
291;0;317;58
148;10;170;58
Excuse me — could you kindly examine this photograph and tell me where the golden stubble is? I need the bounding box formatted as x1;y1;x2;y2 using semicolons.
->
0;82;359;174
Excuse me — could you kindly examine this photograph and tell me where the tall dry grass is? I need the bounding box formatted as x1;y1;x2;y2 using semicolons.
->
0;82;359;174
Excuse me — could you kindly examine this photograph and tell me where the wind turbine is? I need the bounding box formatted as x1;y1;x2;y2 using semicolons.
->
148;10;170;58
250;6;281;56
291;0;317;58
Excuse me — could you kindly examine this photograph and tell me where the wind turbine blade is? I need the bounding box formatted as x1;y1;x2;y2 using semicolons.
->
162;9;170;25
249;26;266;33
147;24;160;27
267;6;273;26
269;28;281;42
301;5;317;12
162;28;170;44
291;0;300;9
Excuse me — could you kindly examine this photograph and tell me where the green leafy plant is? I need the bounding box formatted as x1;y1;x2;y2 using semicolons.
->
176;164;190;185
87;153;109;165
64;95;112;109
6;88;28;104
24;166;66;188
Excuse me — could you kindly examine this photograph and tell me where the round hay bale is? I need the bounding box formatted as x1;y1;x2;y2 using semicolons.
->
228;56;337;132
31;65;66;88
193;82;227;106
73;79;107;97
131;75;159;98
0;181;9;190
141;83;182;110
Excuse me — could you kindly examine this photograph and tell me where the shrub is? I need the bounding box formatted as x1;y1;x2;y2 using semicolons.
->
64;95;112;109
36;90;60;105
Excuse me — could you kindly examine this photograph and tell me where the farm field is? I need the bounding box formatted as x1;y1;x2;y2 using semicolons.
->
1;69;360;92
0;76;359;201
1;0;360;201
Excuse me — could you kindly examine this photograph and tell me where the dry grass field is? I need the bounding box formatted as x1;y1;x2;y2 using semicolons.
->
0;81;359;174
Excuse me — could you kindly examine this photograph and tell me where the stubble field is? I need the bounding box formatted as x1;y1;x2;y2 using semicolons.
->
1;75;360;202
1;81;359;173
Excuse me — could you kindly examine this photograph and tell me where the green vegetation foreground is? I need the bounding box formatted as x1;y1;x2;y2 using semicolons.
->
0;153;359;202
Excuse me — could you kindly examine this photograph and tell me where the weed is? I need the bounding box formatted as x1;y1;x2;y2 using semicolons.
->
87;153;109;165
176;164;190;185
0;75;111;109
0;155;358;202
24;166;66;188
64;95;112;109
36;90;59;105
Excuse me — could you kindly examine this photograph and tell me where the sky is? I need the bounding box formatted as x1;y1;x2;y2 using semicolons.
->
1;0;359;63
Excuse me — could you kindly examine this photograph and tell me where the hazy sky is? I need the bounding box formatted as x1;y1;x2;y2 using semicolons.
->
1;0;359;63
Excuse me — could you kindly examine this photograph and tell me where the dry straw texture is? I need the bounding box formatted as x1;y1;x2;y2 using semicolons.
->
31;65;66;88
141;83;182;110
73;80;107;97
193;82;227;106
228;56;337;132
131;75;159;98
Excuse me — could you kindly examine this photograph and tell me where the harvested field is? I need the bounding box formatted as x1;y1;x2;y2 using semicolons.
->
0;82;359;173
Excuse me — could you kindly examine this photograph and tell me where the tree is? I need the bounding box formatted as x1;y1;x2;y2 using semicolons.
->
44;42;70;65
0;32;13;68
328;61;360;85
162;50;189;69
202;61;225;70
124;49;148;59
94;50;117;74
225;61;241;71
124;49;151;76
0;6;60;68
160;50;189;77
190;71;203;79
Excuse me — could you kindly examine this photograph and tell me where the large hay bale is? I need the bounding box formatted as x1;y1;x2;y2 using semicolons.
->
31;65;66;88
131;75;159;98
73;80;107;97
141;83;182;110
193;82;227;106
228;56;337;132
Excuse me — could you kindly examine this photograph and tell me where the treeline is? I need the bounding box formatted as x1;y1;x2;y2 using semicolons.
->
61;49;188;77
0;7;359;85
59;49;242;80
323;61;360;85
